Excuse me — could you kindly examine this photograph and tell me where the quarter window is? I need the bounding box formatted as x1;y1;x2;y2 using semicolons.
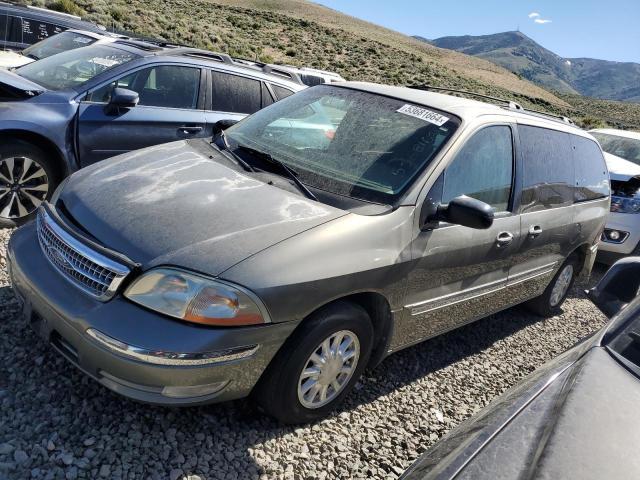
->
90;65;200;109
442;126;514;212
211;71;262;114
272;84;294;100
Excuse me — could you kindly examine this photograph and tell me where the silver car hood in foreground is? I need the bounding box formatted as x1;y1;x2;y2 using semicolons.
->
59;140;347;276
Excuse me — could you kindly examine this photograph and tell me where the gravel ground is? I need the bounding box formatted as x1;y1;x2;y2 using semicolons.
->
0;226;607;480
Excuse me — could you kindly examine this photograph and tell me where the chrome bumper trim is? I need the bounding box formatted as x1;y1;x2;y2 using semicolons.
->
86;328;259;366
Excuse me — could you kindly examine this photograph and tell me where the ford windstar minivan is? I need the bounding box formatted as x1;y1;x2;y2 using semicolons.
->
8;83;610;423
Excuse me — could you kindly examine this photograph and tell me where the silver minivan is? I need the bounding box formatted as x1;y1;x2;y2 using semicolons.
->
9;83;610;423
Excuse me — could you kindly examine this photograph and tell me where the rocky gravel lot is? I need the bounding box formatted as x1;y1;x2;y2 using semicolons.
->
0;226;608;480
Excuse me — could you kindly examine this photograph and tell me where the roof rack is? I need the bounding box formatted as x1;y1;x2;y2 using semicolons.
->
409;85;524;111
408;84;575;126
173;48;304;85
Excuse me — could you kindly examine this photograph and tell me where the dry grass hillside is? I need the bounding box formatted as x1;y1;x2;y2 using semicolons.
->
24;0;640;129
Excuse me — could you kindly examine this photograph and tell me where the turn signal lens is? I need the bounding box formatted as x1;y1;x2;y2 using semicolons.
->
125;268;265;326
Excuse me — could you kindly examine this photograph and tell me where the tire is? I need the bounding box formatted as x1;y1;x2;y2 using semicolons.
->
526;255;579;317
254;301;374;424
0;140;61;229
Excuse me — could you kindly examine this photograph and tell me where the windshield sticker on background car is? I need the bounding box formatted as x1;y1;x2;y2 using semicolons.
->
396;104;450;126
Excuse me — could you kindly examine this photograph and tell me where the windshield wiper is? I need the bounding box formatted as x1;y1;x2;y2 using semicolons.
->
25;53;39;61
236;144;318;201
212;130;254;172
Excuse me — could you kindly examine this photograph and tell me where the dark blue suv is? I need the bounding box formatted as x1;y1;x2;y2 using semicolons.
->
0;40;305;226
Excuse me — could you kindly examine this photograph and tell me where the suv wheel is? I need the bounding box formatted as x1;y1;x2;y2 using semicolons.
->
0;141;59;228
526;255;578;316
254;301;373;424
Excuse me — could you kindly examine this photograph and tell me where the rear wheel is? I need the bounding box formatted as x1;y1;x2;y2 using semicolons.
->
0;141;59;228
254;301;373;424
526;255;578;316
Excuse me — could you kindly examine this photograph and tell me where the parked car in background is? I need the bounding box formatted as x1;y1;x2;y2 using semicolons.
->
0;2;104;51
0;29;124;69
402;257;640;480
8;83;608;423
590;129;640;263
275;65;345;86
0;40;305;226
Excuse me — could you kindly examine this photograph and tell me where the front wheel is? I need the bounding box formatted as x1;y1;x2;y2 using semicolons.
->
254;301;373;424
0;141;59;228
526;255;578;317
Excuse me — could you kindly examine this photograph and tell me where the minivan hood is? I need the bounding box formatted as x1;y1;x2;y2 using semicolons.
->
604;152;640;181
0;67;44;99
59;141;347;275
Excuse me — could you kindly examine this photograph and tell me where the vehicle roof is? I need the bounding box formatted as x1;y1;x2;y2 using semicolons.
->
590;128;640;141
106;42;306;88
0;2;100;28
335;81;590;136
58;29;124;40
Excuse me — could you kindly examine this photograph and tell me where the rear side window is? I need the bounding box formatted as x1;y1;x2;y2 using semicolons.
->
211;71;262;114
442;126;514;212
18;18;65;44
573;135;609;201
272;84;294;100
520;125;574;213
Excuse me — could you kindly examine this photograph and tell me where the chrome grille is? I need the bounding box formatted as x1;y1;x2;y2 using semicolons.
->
37;208;130;300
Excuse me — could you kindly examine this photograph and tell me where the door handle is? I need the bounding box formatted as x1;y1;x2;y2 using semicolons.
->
496;231;514;247
178;126;203;135
528;225;543;237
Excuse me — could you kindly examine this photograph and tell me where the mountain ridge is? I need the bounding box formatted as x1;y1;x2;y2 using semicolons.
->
421;31;640;103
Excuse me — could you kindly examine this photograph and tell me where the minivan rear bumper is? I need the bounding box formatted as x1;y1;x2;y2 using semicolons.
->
7;223;296;406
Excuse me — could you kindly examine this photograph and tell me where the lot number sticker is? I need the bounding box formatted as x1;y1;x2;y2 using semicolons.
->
397;104;450;126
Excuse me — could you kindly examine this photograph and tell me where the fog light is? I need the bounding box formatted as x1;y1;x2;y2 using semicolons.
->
161;381;229;399
602;229;629;244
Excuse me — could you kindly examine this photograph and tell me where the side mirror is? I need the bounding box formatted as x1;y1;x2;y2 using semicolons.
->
587;257;640;318
105;87;139;115
215;119;239;132
421;195;494;230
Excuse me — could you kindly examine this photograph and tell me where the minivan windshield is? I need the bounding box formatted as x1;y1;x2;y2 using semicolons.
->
226;85;459;204
16;44;137;90
592;132;640;165
21;31;97;61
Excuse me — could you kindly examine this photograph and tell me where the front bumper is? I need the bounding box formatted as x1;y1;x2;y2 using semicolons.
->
7;223;296;406
598;212;640;263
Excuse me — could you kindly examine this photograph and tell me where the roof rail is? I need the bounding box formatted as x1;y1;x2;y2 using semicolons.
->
409;85;524;111
510;106;575;125
175;49;304;85
409;84;576;126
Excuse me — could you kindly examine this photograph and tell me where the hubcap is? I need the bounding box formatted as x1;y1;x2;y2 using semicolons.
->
0;156;49;220
550;264;574;307
297;330;360;409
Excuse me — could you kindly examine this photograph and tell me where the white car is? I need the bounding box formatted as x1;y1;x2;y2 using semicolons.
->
0;29;123;69
590;128;640;263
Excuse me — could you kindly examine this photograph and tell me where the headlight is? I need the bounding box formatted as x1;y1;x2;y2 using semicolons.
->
124;268;265;326
611;195;640;214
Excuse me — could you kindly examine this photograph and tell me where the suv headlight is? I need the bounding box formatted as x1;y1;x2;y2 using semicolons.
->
611;195;640;214
124;268;265;326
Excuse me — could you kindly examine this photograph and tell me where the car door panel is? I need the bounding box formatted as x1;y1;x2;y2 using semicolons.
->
391;214;522;350
508;124;577;296
77;103;207;165
77;64;206;166
390;124;521;350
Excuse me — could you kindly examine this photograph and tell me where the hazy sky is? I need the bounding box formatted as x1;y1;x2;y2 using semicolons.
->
316;0;640;63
